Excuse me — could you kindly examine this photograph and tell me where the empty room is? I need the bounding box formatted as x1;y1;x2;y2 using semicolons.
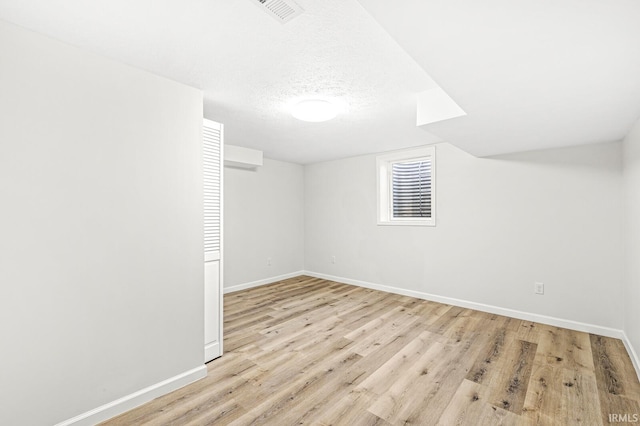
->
2;0;640;425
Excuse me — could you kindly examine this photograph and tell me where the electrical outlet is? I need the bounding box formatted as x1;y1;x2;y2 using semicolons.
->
331;255;336;264
267;257;272;266
534;282;544;295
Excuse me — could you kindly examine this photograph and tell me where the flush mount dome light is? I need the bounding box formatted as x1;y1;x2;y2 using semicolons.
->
291;99;338;122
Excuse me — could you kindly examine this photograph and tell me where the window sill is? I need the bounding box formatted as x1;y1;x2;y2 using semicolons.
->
377;220;436;227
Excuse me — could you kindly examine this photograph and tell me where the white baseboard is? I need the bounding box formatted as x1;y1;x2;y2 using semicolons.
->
55;365;207;426
224;270;305;294
622;332;640;382
304;271;626;340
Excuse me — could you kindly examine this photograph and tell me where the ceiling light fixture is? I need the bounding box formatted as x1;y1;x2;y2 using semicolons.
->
291;99;338;122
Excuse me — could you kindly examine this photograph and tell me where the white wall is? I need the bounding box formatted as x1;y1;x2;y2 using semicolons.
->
224;158;304;289
0;21;204;425
305;142;624;329
624;118;640;364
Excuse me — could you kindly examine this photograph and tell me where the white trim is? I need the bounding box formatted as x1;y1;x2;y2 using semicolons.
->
303;271;626;340
205;341;221;363
223;271;306;294
55;365;207;426
622;332;640;382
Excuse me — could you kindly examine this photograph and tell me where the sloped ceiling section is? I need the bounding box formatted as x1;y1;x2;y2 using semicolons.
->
357;0;640;157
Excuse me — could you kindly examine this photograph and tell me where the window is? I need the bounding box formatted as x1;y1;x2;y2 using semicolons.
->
377;146;436;226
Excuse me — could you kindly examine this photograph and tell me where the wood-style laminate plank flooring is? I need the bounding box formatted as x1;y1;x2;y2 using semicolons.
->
102;276;640;425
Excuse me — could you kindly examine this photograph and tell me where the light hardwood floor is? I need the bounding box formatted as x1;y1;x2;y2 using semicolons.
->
102;276;640;425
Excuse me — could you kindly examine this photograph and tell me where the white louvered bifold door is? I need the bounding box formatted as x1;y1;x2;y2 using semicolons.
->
204;122;221;261
203;118;223;362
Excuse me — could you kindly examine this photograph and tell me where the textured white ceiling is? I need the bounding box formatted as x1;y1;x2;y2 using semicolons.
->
2;1;639;162
0;0;443;164
358;0;640;157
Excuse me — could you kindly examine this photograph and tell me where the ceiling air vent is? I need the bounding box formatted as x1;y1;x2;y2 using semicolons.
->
250;0;304;24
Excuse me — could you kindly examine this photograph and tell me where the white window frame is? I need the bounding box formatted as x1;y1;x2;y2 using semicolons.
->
377;146;436;227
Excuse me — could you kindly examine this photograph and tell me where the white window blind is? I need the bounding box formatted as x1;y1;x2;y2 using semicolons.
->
391;160;432;218
203;120;221;258
377;146;436;226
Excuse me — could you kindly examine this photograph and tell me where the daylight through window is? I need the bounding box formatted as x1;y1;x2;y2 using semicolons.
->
377;146;436;226
392;160;432;218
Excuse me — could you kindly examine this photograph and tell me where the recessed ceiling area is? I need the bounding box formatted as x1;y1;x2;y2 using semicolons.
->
1;0;639;162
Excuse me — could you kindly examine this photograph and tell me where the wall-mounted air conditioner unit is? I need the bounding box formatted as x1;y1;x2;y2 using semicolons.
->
224;145;263;170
